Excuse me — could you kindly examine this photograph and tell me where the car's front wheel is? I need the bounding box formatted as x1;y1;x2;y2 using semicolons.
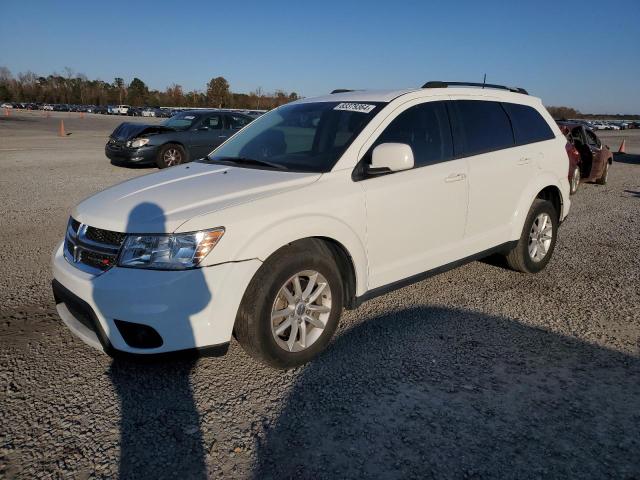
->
570;165;580;195
504;199;558;273
234;240;343;369
156;143;186;168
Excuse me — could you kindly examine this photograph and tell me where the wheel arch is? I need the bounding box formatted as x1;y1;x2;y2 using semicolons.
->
205;213;369;299
510;176;567;240
159;141;189;161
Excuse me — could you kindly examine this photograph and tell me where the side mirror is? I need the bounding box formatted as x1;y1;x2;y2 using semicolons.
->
371;143;414;172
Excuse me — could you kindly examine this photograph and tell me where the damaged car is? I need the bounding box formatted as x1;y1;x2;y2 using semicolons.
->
105;110;254;168
556;121;613;190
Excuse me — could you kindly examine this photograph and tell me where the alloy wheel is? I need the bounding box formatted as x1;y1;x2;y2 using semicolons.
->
528;213;553;262
571;166;580;193
164;148;181;167
270;270;332;352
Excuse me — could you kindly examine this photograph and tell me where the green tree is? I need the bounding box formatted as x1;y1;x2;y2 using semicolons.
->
206;76;230;107
127;77;148;105
113;77;125;104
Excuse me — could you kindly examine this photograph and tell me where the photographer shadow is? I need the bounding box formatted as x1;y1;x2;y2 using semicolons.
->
98;202;210;479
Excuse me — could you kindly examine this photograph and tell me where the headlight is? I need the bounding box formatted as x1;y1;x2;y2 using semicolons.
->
127;138;150;148
118;228;224;270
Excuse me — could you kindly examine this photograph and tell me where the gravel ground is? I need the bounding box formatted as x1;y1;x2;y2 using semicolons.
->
1;112;639;479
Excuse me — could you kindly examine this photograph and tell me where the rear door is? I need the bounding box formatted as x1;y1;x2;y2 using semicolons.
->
190;113;226;159
449;99;523;248
359;99;469;288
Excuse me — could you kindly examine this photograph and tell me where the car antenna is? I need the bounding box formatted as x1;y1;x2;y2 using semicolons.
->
482;73;486;89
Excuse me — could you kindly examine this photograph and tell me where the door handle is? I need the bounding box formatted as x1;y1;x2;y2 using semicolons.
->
517;157;531;165
218;135;228;139
444;173;466;183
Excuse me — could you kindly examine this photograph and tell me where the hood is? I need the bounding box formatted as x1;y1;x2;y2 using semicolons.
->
110;122;175;141
72;162;320;233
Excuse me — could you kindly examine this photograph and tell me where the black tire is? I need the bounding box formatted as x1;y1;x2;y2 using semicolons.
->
156;143;186;169
570;165;580;195
234;239;344;369
504;199;558;274
596;161;610;185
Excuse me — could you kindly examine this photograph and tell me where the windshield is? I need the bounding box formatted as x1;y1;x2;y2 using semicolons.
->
163;112;199;130
203;101;385;172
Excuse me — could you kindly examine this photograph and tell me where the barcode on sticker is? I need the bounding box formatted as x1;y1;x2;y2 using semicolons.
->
333;103;376;113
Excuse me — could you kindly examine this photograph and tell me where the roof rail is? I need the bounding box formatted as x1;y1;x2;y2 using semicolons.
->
422;81;528;95
330;89;355;94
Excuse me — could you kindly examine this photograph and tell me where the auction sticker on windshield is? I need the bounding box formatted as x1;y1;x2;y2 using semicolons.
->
334;103;376;113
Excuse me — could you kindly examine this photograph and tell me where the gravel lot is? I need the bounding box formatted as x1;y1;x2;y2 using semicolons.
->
1;112;639;479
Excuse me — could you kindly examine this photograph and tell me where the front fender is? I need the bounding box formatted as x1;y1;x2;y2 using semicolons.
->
227;214;369;296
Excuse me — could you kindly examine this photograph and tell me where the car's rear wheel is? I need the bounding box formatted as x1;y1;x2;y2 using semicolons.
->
596;161;610;185
234;240;343;369
570;166;580;195
504;199;558;274
156;144;186;169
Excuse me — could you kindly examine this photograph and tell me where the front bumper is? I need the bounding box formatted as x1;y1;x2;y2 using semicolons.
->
51;241;262;357
105;143;158;164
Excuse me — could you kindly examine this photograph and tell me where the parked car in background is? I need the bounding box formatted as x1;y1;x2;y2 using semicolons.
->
557;121;612;187
141;107;157;117
113;105;130;115
558;125;583;194
105;109;254;168
127;107;143;116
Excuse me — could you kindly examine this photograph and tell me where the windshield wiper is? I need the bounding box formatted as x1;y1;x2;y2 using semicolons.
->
210;156;286;170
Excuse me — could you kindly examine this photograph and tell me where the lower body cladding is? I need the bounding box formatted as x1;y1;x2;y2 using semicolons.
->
51;242;262;358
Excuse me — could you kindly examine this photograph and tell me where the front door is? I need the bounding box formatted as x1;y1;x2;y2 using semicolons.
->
190;113;227;159
359;100;469;289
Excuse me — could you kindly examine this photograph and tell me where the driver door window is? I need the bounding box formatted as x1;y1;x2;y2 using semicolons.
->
202;115;223;130
368;101;453;168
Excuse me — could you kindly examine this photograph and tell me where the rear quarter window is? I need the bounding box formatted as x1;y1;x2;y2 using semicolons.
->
502;103;555;145
452;100;514;156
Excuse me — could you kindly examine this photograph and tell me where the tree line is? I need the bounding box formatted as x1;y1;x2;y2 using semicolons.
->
546;105;639;120
0;66;300;110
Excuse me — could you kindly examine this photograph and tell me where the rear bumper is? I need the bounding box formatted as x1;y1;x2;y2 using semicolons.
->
105;144;158;164
51;241;262;357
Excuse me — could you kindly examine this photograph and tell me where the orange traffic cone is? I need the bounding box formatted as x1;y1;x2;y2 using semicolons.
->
45;111;50;118
4;108;9;116
618;139;626;154
58;120;66;137
80;111;85;119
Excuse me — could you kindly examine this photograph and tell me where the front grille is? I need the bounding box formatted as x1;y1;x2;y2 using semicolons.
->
64;218;125;273
79;249;117;270
85;226;126;246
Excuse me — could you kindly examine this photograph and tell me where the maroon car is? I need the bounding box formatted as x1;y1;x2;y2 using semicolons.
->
557;122;612;194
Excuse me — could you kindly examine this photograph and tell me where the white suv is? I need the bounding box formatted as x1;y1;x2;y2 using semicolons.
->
52;81;570;368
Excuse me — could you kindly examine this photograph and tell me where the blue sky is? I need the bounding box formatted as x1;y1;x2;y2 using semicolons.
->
1;0;638;113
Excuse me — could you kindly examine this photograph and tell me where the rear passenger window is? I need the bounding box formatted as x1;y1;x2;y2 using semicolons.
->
228;115;251;129
453;100;514;155
373;101;453;167
502;103;554;145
